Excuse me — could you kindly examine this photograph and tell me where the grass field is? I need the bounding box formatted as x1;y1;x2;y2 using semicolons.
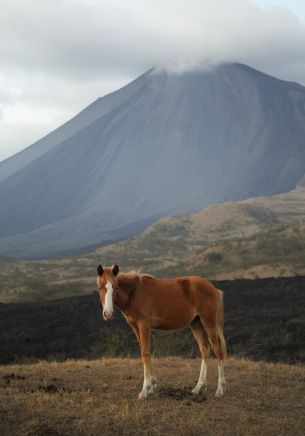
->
1;357;304;435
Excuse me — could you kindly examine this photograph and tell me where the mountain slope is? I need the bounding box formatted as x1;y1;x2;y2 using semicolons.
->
1;63;305;258
0;72;146;183
0;187;304;304
93;187;305;280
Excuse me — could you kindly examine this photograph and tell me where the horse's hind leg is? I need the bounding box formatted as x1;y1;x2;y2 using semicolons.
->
190;316;210;394
203;322;226;398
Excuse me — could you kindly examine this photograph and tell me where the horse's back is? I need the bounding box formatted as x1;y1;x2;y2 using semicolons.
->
141;274;219;304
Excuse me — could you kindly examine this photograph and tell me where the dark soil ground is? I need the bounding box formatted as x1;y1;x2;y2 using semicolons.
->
0;277;304;364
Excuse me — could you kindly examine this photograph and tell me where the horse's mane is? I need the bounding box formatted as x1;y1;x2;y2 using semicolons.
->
118;270;155;281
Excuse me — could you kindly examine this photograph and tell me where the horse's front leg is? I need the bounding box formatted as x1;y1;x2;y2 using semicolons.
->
138;323;157;399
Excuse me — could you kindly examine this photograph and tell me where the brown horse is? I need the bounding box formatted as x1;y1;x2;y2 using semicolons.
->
96;264;227;399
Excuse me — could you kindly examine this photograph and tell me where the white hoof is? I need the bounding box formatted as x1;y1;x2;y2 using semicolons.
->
138;380;157;399
192;383;206;395
138;392;147;400
215;383;225;398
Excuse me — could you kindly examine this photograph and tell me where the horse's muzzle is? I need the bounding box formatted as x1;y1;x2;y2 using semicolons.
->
103;310;114;321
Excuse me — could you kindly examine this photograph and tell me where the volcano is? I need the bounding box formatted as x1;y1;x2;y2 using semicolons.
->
1;63;305;258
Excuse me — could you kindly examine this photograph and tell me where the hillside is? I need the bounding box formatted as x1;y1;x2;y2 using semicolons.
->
96;187;305;280
0;357;304;435
0;188;304;303
1;63;305;258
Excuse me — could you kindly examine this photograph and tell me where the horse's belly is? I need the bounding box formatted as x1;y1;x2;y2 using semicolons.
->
149;310;196;330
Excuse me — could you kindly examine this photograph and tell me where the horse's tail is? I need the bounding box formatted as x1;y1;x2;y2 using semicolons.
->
217;289;227;360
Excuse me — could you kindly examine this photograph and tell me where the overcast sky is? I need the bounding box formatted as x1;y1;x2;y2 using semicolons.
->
1;0;305;161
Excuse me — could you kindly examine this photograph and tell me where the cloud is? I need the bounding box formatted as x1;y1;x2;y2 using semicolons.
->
1;0;305;160
0;69;131;160
2;0;305;79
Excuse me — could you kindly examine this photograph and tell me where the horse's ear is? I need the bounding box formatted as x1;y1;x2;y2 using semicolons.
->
112;264;119;276
97;265;104;276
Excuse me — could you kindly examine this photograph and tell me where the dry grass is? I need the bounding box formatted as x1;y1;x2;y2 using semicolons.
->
0;357;304;435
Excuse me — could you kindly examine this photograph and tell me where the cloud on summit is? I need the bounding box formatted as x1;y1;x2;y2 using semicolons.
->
2;0;305;78
1;0;305;159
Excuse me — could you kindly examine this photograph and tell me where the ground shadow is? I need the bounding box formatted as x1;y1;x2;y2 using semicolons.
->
158;386;207;403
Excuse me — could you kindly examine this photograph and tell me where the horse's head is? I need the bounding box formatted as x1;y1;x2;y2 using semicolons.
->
96;264;119;320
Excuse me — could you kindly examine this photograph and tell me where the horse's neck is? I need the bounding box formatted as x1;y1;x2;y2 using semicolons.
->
114;274;139;312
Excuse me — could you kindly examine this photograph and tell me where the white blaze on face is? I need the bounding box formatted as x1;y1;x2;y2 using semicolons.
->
103;281;114;319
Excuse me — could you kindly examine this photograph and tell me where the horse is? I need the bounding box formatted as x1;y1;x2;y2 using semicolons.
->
96;264;227;399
